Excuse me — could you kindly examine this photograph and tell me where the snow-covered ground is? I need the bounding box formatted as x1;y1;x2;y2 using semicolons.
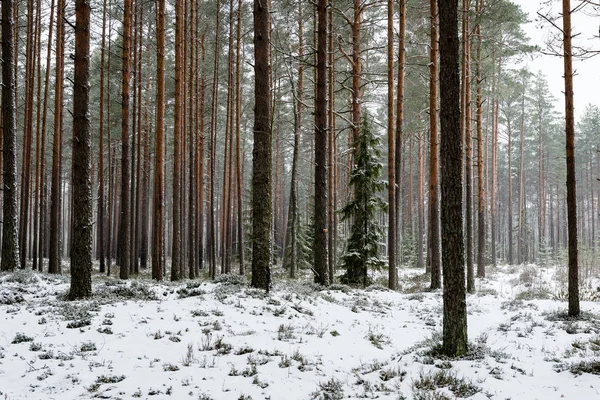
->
0;263;599;399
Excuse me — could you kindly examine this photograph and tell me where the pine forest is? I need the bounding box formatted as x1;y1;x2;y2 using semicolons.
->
1;0;600;398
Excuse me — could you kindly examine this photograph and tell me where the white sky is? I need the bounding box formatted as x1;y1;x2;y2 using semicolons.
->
513;0;600;120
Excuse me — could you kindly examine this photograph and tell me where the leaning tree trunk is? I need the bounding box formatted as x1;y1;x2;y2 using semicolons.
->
68;0;92;300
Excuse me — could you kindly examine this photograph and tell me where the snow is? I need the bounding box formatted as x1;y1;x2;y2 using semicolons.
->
0;264;599;399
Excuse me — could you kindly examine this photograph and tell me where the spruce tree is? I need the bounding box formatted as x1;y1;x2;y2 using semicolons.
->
340;117;387;287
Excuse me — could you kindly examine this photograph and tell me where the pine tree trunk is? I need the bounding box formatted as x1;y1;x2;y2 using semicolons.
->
187;0;197;279
395;0;406;259
562;0;579;317
49;0;65;274
314;0;329;286
97;0;108;274
507;116;514;265
120;0;133;280
387;0;396;290
475;4;485;277
251;0;272;291
327;0;336;284
490;53;500;267
32;0;42;271
429;0;441;289
19;0;36;270
235;0;244;276
209;0;221;279
518;73;526;264
1;0;20;272
284;3;303;279
198;33;206;274
462;0;474;292
439;0;467;357
418;136;425;270
171;0;184;281
38;0;55;271
68;0;92;300
152;0;166;281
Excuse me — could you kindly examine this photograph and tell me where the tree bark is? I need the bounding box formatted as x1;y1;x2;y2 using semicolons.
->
387;0;397;290
562;0;579;317
69;0;92;300
209;0;221;279
462;0;473;292
235;0;244;276
171;0;184;281
120;0;133;279
49;0;65;274
475;3;485;277
97;0;108;274
395;0;406;261
251;0;272;291
1;0;20;272
19;0;36;270
429;0;441;289
314;0;329;286
439;0;467;357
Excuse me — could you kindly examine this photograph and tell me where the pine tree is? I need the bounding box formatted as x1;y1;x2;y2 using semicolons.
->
314;0;329;286
250;0;272;291
439;0;468;357
1;0;20;272
68;0;92;300
340;117;387;287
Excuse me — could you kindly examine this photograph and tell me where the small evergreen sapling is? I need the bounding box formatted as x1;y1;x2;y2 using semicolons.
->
340;116;387;287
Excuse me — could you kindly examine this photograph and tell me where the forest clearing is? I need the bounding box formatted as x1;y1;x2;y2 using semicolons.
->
1;263;599;399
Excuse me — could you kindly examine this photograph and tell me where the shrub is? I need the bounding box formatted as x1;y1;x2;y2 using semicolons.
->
12;333;33;344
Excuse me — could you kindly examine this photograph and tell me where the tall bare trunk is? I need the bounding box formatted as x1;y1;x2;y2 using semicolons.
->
19;0;36;269
172;0;184;281
429;0;441;289
69;0;92;299
475;3;485;277
209;0;221;279
1;0;20;272
462;0;473;292
387;0;396;289
439;0;467;357
314;0;329;286
562;0;579;316
235;0;244;275
120;0;133;279
395;0;406;255
97;0;108;273
153;0;166;281
507;115;514;265
49;0;65;274
251;0;272;291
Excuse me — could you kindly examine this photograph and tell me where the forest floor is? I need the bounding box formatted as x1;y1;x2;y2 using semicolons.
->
0;263;599;400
